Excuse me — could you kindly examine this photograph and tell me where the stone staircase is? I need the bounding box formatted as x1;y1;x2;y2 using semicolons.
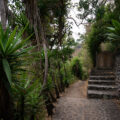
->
87;69;119;99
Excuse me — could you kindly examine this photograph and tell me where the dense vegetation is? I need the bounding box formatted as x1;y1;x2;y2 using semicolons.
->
0;0;120;120
78;0;120;68
0;0;81;119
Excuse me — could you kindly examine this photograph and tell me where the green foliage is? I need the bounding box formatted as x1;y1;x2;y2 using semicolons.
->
0;24;33;89
86;20;107;64
45;74;54;91
61;62;75;86
2;58;12;85
2;0;113;119
107;20;120;47
12;71;45;119
71;57;83;80
95;5;105;21
78;41;92;80
82;1;120;69
0;24;44;119
86;5;116;64
78;0;108;22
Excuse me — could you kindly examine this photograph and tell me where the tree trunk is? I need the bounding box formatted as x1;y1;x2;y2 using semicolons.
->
30;114;35;120
52;73;60;98
50;60;60;99
49;91;57;102
58;62;65;92
43;92;54;117
0;77;14;120
0;0;8;30
23;0;48;90
57;0;65;46
63;64;69;87
20;95;25;120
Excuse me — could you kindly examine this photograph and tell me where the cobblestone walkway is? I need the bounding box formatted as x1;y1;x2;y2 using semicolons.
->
52;81;120;120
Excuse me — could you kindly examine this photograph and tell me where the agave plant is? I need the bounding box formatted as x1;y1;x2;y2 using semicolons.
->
0;24;34;119
0;24;33;89
107;19;120;46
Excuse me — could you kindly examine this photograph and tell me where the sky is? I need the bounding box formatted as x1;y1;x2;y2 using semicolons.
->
68;0;86;40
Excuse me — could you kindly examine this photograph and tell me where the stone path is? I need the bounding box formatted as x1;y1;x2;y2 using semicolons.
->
52;81;120;120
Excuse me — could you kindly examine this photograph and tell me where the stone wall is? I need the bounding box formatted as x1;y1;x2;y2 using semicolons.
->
96;52;114;69
115;55;120;94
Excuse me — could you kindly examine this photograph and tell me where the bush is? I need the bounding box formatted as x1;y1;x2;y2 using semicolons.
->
71;57;83;80
60;62;75;87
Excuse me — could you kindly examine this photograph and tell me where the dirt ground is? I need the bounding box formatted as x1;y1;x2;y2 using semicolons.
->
62;80;88;98
51;80;120;120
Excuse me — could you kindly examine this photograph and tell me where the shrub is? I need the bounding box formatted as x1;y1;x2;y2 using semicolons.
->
61;62;75;87
71;57;83;80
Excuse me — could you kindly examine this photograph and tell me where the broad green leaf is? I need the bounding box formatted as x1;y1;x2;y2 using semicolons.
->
112;20;120;33
112;20;120;29
11;46;34;57
0;37;5;54
107;27;115;32
8;23;29;51
2;59;12;85
2;27;9;48
108;33;120;39
5;26;18;53
8;33;33;54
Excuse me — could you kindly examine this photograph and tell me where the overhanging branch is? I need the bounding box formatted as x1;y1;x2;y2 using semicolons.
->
66;16;88;27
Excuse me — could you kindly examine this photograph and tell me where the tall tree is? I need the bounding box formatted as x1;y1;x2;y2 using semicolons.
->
22;0;48;90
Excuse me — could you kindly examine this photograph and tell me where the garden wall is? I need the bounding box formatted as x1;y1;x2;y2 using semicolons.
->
96;52;114;69
115;55;120;95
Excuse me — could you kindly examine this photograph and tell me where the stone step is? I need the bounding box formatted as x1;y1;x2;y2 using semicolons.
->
94;68;113;70
88;80;116;85
91;69;114;72
90;72;115;76
97;68;113;70
90;76;115;80
116;72;120;75
87;90;118;99
91;70;114;72
87;68;118;99
88;84;117;91
92;68;114;70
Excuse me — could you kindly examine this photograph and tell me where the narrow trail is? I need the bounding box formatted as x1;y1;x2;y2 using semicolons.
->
52;81;120;120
